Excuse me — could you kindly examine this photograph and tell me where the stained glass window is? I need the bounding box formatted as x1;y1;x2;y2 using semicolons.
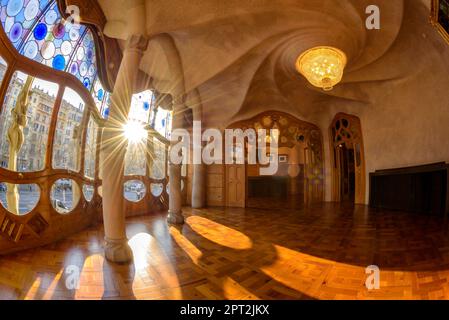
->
129;90;154;124
154;108;172;139
0;0;110;107
124;90;154;176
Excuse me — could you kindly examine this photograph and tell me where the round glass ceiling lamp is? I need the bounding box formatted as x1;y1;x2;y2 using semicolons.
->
296;46;347;91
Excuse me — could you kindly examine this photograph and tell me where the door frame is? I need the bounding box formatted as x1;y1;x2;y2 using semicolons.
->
329;113;366;204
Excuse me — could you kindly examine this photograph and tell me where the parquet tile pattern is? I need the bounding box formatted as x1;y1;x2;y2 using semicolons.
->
1;203;449;300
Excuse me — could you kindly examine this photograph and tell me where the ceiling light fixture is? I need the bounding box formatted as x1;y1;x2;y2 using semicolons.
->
296;46;347;91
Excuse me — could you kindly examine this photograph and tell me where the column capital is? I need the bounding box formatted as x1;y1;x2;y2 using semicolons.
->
125;34;149;54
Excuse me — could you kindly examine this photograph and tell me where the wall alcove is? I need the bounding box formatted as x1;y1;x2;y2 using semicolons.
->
225;111;325;209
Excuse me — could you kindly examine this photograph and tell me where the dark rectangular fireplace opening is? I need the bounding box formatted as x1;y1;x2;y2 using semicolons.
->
248;176;288;199
369;162;448;216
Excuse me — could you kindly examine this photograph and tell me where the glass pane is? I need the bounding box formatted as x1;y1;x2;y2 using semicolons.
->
52;87;85;171
125;142;146;176
0;0;98;91
181;163;187;177
150;183;163;197
0;182;40;215
82;184;94;202
129;90;153;124
0;71;58;172
92;78;105;113
84;116;97;178
50;179;80;214
154;108;172;138
0;55;7;87
124;180;146;203
150;137;166;179
0;0;52;50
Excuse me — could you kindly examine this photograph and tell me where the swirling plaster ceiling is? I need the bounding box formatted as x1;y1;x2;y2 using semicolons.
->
98;0;446;128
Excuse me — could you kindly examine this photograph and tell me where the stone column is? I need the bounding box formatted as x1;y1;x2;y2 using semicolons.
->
167;97;185;224
190;89;206;209
101;35;148;263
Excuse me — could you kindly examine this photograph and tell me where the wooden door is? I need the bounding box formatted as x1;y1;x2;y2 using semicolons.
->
226;164;246;208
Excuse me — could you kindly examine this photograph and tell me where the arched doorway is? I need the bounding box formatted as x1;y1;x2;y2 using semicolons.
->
226;111;324;209
330;113;366;204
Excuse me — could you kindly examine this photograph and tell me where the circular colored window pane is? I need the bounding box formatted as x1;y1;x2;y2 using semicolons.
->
83;78;90;88
53;23;65;39
70;62;78;74
45;9;58;25
34;23;48;41
24;0;40;21
23;40;38;59
97;89;104;101
52;54;66;71
10;23;22;42
86;49;93;61
6;0;23;17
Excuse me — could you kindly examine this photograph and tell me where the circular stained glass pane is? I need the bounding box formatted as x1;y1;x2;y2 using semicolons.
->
45;9;58;25
77;47;85;60
69;27;79;41
88;64;96;76
41;41;55;60
23;40;38;59
4;16;14;33
86;49;93;61
83;78;90;88
61;41;72;55
10;23;22;43
33;23;47;40
79;62;88;76
6;0;23;17
24;0;40;21
97;89;104;101
70;62;78;74
53;23;65;39
52;54;66;71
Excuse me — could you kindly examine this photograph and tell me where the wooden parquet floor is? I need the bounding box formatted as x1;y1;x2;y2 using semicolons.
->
1;203;449;300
